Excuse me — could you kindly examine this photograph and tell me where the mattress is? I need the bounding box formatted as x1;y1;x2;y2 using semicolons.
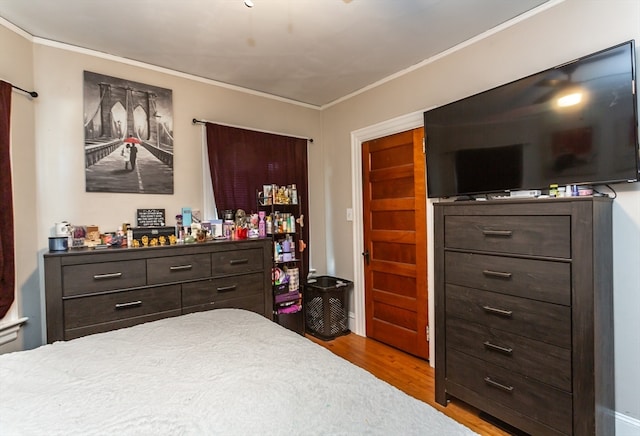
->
0;309;476;435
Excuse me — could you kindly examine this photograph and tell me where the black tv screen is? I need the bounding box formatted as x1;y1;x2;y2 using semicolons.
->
424;40;639;198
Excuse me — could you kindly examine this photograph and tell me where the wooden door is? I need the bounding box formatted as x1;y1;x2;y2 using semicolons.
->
362;127;429;359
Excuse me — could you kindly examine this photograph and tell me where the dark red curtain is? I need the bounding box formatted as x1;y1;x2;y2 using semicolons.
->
205;123;309;277
0;81;15;318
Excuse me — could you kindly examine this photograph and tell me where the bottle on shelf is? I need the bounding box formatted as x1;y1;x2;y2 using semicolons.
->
258;211;266;237
257;185;305;334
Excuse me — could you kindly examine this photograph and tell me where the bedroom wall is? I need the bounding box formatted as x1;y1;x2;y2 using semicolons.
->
0;28;326;352
319;0;640;429
29;41;324;248
0;23;38;353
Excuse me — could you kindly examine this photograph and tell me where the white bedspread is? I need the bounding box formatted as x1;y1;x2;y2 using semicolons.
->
0;309;476;435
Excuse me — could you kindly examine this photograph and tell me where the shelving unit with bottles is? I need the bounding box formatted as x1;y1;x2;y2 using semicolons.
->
257;184;305;335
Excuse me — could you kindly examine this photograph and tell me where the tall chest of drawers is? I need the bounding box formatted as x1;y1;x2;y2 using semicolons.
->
434;198;614;436
44;238;273;342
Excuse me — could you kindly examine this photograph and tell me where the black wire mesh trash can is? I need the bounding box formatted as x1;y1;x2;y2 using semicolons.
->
305;276;353;341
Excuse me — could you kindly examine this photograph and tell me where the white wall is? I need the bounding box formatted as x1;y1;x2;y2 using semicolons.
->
320;0;640;429
31;42;323;238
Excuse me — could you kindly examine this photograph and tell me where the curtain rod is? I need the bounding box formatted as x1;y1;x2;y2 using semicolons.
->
11;84;38;98
192;118;313;143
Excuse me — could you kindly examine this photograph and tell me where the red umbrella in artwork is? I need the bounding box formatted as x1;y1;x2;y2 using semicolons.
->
123;137;141;144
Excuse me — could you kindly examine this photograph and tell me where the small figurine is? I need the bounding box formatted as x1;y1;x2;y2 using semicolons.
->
196;229;207;242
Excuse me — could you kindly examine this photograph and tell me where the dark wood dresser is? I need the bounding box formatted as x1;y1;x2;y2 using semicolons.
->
44;238;273;342
434;197;614;436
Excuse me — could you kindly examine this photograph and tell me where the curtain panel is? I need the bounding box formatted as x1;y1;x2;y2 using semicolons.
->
0;81;15;319
205;123;309;277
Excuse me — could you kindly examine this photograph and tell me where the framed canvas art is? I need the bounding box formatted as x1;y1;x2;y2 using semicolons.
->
83;71;174;194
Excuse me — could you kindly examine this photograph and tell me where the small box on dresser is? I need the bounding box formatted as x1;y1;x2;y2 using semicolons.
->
433;197;614;436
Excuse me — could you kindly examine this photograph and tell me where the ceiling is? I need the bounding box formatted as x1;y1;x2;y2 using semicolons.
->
0;0;551;107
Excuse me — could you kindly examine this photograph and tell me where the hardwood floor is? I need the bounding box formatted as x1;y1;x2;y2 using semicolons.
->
307;332;511;436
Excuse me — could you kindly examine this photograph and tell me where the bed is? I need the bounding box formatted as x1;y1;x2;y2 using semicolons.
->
0;309;476;435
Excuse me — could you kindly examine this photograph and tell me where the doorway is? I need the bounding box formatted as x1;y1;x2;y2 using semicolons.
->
361;127;429;359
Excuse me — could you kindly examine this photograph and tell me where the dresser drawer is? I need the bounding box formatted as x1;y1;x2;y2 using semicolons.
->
182;293;265;315
445;284;571;348
446;317;571;390
444;215;570;258
446;349;572;435
211;248;265;275
181;272;264;309
147;254;211;284
62;260;147;297
445;251;571;306
63;285;181;330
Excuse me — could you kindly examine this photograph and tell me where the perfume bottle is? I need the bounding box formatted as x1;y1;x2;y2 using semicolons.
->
258;211;266;237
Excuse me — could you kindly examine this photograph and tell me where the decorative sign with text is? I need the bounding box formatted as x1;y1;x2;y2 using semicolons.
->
136;208;166;227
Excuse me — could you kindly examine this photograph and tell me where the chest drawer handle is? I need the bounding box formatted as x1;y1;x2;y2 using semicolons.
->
229;259;249;266
482;270;512;279
482;305;513;317
484;377;514;393
217;284;237;293
115;300;142;310
482;230;513;237
93;272;123;280
483;341;514;355
170;264;193;271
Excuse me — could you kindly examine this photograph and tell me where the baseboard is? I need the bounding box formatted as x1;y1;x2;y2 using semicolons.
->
617;411;640;436
0;317;28;347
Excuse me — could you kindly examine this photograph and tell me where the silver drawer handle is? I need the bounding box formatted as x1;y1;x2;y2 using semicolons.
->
484;377;514;392
483;341;513;355
482;230;513;237
93;272;123;280
170;264;193;271
217;285;237;293
229;259;249;266
115;300;142;310
482;270;512;279
482;305;513;317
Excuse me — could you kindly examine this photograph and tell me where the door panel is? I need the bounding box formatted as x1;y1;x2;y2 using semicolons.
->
362;127;428;359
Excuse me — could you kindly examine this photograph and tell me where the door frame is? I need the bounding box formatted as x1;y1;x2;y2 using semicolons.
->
349;109;437;364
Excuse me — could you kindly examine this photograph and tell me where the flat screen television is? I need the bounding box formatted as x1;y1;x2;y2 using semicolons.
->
424;40;639;198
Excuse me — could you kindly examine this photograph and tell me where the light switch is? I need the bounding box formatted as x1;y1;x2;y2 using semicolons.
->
346;208;353;221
